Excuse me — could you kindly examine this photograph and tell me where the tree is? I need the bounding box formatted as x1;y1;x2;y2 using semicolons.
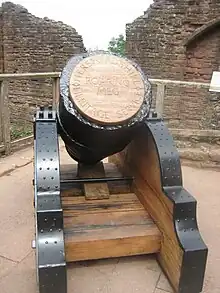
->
108;34;125;56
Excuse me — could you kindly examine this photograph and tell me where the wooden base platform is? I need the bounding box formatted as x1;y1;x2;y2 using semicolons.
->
61;163;161;262
34;109;208;293
59;118;208;293
62;192;161;262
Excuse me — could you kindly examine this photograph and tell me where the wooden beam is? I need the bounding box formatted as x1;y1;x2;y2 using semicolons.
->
0;72;60;80
77;162;110;200
155;84;165;117
52;77;60;109
0;81;11;154
0;82;2;143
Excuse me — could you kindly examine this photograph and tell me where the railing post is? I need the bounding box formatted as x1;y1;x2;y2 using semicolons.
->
0;81;2;144
52;77;60;110
155;84;165;117
0;80;11;154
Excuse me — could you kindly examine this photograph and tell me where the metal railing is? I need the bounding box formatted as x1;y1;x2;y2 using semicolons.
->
0;72;213;156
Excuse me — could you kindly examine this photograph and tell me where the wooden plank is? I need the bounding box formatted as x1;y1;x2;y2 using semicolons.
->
62;193;143;216
0;81;11;154
63;194;161;262
110;144;183;291
155;84;165;117
0;72;60;80
52;77;60;109
64;209;152;228
111;144;183;290
0;82;2;143
65;229;160;262
77;162;110;200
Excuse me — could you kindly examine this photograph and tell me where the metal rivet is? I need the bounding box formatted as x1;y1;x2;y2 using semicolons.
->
51;177;54;180
39;167;42;170
45;218;48;222
43;177;46;180
50;228;52;232
47;167;50;170
54;241;57;244
45;241;48;244
43;158;46;161
41;229;43;233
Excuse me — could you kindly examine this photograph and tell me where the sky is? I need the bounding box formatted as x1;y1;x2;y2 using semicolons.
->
0;0;153;49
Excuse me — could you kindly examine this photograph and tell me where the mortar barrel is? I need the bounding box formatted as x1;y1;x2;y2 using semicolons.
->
57;51;152;164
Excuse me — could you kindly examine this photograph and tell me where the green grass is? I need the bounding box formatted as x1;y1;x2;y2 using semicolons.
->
10;123;33;141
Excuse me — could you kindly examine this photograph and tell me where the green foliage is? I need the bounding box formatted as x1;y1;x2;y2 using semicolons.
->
10;123;33;140
108;34;125;56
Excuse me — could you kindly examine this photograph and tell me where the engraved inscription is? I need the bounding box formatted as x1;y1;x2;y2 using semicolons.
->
97;87;119;96
69;54;145;124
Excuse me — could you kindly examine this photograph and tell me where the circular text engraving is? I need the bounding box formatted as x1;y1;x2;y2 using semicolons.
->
69;54;145;125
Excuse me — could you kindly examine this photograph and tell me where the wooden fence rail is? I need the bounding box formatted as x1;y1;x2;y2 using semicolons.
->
0;72;60;155
0;72;211;156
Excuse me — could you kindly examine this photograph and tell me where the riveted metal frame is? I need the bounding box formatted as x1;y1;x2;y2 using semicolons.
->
33;107;67;293
146;116;208;293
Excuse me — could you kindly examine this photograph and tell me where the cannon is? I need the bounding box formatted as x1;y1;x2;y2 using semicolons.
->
33;51;208;293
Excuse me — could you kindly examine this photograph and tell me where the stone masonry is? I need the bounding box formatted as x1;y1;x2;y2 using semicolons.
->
0;2;86;124
126;0;220;130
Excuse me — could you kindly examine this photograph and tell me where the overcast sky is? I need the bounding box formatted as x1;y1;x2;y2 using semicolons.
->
0;0;153;49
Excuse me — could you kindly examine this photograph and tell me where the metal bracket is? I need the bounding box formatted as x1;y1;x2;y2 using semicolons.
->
33;106;67;293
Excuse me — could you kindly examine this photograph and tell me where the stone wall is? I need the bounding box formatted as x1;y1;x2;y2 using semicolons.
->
126;0;220;130
0;2;86;124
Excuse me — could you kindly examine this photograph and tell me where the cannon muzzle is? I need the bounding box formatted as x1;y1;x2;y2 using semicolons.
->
57;51;152;164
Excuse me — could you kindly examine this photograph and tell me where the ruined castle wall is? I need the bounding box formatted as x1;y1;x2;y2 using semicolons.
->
0;2;86;124
126;0;220;130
